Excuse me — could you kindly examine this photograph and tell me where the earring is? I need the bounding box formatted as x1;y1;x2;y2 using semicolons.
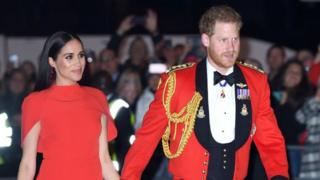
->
49;68;55;80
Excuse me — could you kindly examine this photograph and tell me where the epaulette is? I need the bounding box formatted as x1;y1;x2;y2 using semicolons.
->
166;63;195;73
236;61;264;74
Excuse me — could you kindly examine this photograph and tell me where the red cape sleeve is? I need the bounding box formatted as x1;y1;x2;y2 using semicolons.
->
104;100;117;141
21;93;43;152
82;87;118;141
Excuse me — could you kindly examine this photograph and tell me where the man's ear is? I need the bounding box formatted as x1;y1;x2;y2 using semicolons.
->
48;57;56;68
201;33;210;47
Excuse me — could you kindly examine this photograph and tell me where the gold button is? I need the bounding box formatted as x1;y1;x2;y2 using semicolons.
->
223;160;227;164
223;154;227;157
223;166;226;169
203;161;207;165
204;152;208;156
202;170;206;174
223;148;227;152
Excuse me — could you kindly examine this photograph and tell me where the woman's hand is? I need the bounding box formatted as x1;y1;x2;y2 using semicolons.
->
103;162;120;180
117;15;134;36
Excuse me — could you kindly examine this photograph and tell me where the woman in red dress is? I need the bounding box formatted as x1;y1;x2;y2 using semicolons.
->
17;31;119;180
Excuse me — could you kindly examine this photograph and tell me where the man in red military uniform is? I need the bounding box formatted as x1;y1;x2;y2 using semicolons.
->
121;5;289;180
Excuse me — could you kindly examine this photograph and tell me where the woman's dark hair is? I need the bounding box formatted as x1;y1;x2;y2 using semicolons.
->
271;59;313;108
34;31;83;91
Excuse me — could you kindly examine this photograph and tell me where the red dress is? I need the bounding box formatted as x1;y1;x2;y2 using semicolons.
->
21;84;117;180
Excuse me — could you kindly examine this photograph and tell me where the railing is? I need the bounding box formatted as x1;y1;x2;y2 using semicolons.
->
287;145;320;180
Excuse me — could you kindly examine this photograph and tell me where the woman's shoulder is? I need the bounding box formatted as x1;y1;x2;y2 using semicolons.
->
23;90;48;104
22;90;49;111
81;86;107;106
81;86;105;98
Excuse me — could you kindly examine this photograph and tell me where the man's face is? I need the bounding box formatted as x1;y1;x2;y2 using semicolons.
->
201;21;240;73
100;49;118;74
268;48;285;72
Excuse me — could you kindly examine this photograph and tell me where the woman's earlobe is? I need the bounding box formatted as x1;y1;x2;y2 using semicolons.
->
48;57;56;68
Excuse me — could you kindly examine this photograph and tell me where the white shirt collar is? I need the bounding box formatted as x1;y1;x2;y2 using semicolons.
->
206;58;234;75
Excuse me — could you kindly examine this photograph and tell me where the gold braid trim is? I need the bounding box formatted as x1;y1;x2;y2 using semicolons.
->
161;72;202;159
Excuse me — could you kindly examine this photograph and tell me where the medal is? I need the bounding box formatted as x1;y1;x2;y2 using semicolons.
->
220;89;226;98
197;106;205;118
237;89;250;100
240;104;248;116
218;80;227;99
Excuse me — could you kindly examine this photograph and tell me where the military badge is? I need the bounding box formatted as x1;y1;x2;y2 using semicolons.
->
197;106;205;118
240;104;248;116
236;83;247;88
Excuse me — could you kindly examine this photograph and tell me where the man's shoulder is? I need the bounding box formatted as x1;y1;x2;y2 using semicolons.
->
236;61;265;74
166;62;196;74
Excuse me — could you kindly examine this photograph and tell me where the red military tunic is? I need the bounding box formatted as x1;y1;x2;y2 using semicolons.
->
121;61;289;180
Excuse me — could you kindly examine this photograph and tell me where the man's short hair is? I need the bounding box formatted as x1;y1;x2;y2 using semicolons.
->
199;5;242;36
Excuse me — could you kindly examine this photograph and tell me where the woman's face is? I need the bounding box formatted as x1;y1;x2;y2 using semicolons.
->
49;39;86;85
284;63;303;88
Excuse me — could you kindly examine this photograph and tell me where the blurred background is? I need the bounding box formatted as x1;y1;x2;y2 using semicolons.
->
0;0;319;49
0;0;320;180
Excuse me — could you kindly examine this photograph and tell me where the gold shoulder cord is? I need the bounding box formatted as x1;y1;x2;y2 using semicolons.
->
236;61;264;73
161;72;202;159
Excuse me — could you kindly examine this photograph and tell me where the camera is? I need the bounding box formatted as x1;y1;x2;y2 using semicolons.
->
132;16;146;26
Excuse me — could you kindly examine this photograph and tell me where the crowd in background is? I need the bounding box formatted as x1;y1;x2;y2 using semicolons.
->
0;9;320;180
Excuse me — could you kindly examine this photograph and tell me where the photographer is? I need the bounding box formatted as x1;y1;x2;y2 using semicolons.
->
108;9;162;56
